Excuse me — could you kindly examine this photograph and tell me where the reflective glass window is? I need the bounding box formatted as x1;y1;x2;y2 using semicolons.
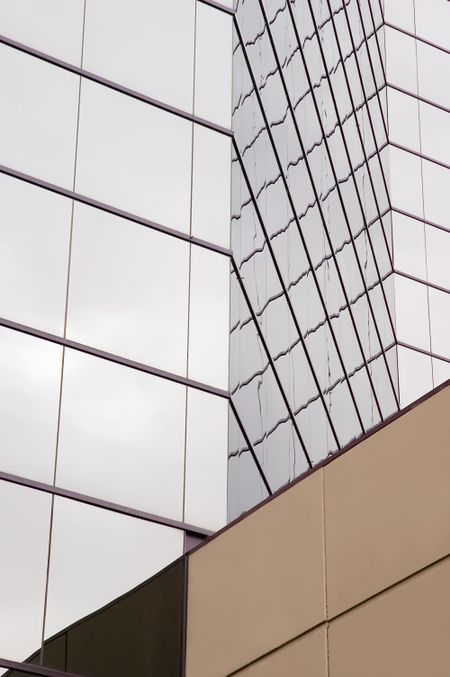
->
195;3;233;128
417;42;450;109
426;225;450;290
0;0;84;64
429;288;450;357
192;125;231;248
387;87;420;152
188;245;230;389
398;345;433;407
0;174;71;335
56;349;186;520
83;0;195;111
0;328;61;483
383;0;415;32
385;27;417;94
422;158;450;228
420;101;450;166
388;146;423;216
75;79;192;232
394;275;430;351
66;202;189;375
0;481;51;663
415;0;449;49
44;498;183;641
184;389;228;531
0;44;79;188
433;357;450;387
392;212;427;280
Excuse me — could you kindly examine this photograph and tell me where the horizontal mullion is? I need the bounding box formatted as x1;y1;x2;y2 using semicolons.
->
0;470;213;537
0;316;229;400
0;33;232;138
0;163;231;258
384;21;450;56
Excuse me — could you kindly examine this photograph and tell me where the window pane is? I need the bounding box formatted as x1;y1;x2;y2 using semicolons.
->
56;349;186;520
83;0;195;111
388;146;423;216
392;212;426;280
0;44;79;188
429;288;450;357
420;101;450;166
188;246;230;389
0;481;51;663
394;275;430;351
0;0;84;65
383;0;415;32
195;3;232;128
192;125;231;248
385;27;417;93
426;225;450;290
44;498;183;641
75;79;192;232
0;174;71;335
387;87;420;152
422;159;450;228
185;389;228;531
418;42;450;109
415;0;449;49
433;357;450;387
66;202;189;375
0;327;61;483
398;345;433;407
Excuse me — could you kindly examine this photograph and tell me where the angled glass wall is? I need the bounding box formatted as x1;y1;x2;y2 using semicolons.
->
229;0;450;517
0;0;233;673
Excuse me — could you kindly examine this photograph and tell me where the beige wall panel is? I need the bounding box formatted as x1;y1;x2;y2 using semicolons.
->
186;471;325;677
329;557;450;677
234;626;328;677
325;385;450;616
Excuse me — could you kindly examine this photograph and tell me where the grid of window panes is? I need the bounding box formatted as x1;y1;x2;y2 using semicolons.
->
228;0;450;519
0;0;233;673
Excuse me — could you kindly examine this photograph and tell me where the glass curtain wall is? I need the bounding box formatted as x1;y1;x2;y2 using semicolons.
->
229;0;450;517
0;0;233;673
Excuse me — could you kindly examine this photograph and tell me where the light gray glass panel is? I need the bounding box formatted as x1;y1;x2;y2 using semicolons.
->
192;125;231;248
83;0;195;111
392;212;427;280
433;357;450;387
422;159;450;228
420;101;450;166
44;497;183;640
184;388;228;531
56;349;186;519
388;146;423;216
67;202;189;375
414;0;449;49
387;87;420;152
429;288;450;357
0;327;61;483
0;0;84;64
0;44;79;188
0;174;71;335
188;245;230;389
383;0;415;32
394;275;430;351
426;225;450;290
195;2;232;128
0;481;51;662
398;345;433;407
418;42;450;109
75;78;192;232
385;27;417;94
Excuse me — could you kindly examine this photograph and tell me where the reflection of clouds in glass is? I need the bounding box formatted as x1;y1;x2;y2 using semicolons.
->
0;44;79;188
66;202;190;376
0;174;71;336
44;498;183;640
82;0;195;112
0;327;62;483
0;481;51;663
56;349;186;519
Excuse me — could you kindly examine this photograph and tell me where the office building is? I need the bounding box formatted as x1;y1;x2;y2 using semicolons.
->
0;0;448;675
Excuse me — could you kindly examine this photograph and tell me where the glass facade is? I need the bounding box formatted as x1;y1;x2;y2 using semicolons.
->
229;0;450;516
0;1;232;673
0;0;449;674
